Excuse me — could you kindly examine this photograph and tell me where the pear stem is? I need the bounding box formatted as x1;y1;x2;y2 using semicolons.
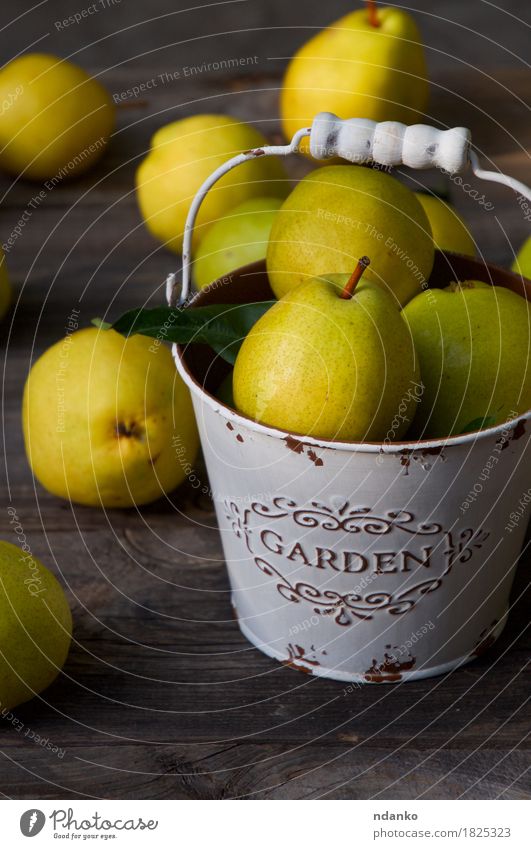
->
340;256;371;299
366;0;380;28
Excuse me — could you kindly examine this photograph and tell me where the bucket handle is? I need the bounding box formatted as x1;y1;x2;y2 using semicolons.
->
166;112;531;307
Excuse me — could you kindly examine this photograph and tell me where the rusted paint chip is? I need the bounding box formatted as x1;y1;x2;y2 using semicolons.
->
284;436;324;466
400;454;410;475
307;449;324;466
243;147;266;156
364;645;415;683
282;643;321;675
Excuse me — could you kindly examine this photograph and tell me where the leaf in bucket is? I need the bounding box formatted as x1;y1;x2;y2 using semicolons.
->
92;301;275;365
460;415;496;434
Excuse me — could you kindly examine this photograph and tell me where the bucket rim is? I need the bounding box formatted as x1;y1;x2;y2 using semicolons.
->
174;252;531;455
174;343;531;454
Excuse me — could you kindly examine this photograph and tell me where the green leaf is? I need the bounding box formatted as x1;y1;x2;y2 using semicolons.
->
93;301;275;365
460;415;497;434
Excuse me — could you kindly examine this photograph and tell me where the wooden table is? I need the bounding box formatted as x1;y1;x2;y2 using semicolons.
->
0;66;529;800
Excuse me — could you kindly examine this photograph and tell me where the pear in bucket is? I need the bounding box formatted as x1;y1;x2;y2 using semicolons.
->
233;258;420;442
415;194;475;256
403;280;531;438
266;165;433;307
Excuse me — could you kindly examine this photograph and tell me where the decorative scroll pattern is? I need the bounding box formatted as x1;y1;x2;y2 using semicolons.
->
251;497;442;536
445;528;491;568
255;557;443;626
224;501;253;554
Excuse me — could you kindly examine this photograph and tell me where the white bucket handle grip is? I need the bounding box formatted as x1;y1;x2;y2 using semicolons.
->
166;112;531;306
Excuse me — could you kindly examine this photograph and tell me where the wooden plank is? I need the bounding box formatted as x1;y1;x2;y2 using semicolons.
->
0;520;528;745
1;743;529;800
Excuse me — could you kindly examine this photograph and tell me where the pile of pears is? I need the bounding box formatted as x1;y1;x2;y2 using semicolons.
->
230;162;531;443
134;0;429;272
131;0;471;286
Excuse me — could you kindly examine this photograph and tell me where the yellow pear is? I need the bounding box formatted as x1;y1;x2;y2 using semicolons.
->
0;247;11;320
415;194;475;256
267;165;433;306
234;262;420;442
136;114;289;253
23;328;199;507
0;540;72;710
512;235;531;278
0;53;114;180
194;197;282;289
403;281;531;438
281;2;428;156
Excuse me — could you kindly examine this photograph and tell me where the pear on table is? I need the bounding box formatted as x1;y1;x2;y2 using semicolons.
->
233;257;420;442
136;114;289;254
23;328;199;508
0;541;72;711
281;0;429;158
0;53;114;180
403;280;531;438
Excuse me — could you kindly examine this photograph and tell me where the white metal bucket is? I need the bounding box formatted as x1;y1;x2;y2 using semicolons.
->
174;254;531;683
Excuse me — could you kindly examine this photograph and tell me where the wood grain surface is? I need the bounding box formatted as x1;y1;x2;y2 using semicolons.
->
0;54;529;799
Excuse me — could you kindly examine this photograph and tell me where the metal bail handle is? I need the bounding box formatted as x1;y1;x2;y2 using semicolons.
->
167;112;531;307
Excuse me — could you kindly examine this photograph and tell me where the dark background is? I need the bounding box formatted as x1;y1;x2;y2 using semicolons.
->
3;0;530;71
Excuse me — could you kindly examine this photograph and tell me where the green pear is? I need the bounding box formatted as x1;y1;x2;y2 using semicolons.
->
512;235;531;278
403;280;531;438
267;165;433;306
194;197;282;290
0;540;72;710
281;2;428;157
233;260;420;442
415;194;475;256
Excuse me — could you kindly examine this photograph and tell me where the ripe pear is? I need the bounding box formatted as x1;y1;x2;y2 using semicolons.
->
415;194;475;256
0;540;72;710
512;235;531;278
23;327;199;507
233;261;420;442
281;2;428;156
136;114;289;254
194;197;282;289
0;247;11;320
0;53;114;181
267;165;433;306
403;280;531;438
